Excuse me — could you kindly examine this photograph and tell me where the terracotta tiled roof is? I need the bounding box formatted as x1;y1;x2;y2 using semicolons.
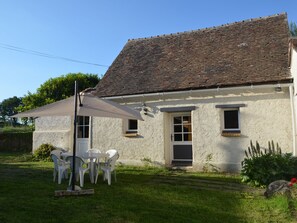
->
96;13;292;97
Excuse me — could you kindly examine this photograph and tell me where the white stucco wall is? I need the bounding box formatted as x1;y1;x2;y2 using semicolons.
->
33;116;72;151
32;86;293;172
92;87;293;172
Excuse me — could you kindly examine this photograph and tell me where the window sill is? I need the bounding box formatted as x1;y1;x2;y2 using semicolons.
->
221;130;241;137
124;133;139;137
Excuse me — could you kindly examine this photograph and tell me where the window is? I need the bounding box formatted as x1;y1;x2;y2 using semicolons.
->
127;119;138;133
77;116;90;138
128;119;138;131
222;108;240;136
224;110;239;130
215;104;245;137
173;115;192;142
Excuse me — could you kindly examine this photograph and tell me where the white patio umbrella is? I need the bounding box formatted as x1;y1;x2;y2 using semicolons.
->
13;81;143;191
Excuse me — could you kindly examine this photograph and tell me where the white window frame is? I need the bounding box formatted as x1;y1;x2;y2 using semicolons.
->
127;119;138;133
223;108;240;132
77;116;90;138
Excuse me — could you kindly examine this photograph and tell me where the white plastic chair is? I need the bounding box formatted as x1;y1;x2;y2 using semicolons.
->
50;149;63;158
84;149;101;183
66;156;90;187
50;153;70;184
100;150;119;185
94;149;116;184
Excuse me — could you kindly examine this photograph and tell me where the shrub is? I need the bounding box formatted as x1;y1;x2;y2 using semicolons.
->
32;143;56;161
241;141;297;187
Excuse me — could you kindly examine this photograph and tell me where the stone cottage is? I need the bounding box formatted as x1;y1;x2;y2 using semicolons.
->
34;13;297;172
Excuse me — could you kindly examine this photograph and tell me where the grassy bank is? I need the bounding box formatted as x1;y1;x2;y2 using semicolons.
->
0;152;296;223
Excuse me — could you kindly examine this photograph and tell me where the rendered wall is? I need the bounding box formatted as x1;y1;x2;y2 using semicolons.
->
92;87;293;172
33;116;72;151
32;87;293;172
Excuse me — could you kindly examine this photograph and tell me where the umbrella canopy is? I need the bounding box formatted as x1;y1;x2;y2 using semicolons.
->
13;93;143;121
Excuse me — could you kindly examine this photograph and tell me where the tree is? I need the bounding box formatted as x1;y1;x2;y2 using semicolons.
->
0;96;22;125
19;73;100;112
290;22;297;37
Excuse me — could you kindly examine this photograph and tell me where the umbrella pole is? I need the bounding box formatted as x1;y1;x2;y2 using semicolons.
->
71;81;78;191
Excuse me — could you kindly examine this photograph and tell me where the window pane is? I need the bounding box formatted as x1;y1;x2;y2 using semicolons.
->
78;116;84;125
129;119;138;130
85;126;89;138
184;133;192;141
174;125;182;133
183;116;191;124
84;117;90;125
174;117;182;124
174;134;182;141
183;124;192;132
224;110;239;129
77;126;83;138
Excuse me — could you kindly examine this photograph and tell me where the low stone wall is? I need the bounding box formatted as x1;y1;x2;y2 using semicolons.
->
0;132;32;152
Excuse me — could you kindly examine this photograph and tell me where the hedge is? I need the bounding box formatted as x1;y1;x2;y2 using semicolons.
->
0;132;32;152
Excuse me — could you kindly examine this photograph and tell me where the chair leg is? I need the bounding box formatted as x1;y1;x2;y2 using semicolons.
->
58;171;62;184
79;170;84;187
64;170;68;179
107;170;111;185
69;173;72;186
95;168;99;184
53;170;56;182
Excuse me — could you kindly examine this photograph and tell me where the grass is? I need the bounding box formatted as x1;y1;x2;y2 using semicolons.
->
0;152;297;223
0;125;34;133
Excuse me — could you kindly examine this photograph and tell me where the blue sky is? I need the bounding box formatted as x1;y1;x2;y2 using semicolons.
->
0;0;296;102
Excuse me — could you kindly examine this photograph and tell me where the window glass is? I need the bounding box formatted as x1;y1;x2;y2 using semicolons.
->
77;116;90;138
174;117;182;124
183;125;192;132
128;119;138;131
183;116;191;124
174;134;182;141
174;125;182;132
184;133;192;141
173;115;192;142
77;126;83;138
224;110;239;129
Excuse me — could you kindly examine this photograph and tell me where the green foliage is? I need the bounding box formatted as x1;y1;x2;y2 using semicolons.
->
0;96;22;125
202;153;220;172
241;141;297;186
1;126;34;133
32;143;56;161
18;73;100;113
141;157;153;167
290;22;297;37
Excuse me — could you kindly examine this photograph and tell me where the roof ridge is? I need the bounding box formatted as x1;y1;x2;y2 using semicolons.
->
127;13;287;42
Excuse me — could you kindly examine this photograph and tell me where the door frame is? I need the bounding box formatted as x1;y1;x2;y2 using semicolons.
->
170;112;193;164
76;116;91;156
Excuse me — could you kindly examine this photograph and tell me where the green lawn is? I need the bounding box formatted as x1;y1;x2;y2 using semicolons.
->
0;152;296;223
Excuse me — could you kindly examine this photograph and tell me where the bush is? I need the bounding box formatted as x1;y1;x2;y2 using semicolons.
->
32;143;56;161
241;141;297;186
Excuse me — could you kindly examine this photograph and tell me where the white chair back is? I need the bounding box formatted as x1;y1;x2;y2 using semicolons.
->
51;154;60;171
50;149;62;158
66;156;85;173
106;151;119;171
106;149;117;159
